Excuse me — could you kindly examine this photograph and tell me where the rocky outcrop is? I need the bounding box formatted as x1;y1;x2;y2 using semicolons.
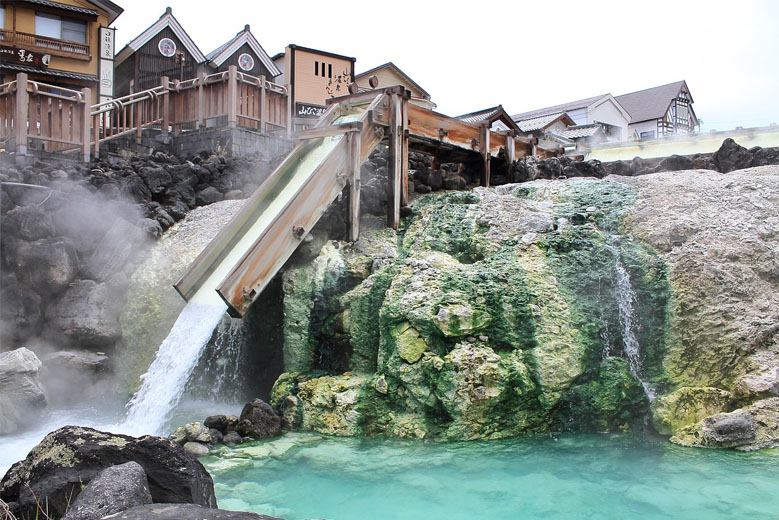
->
235;399;282;439
0;426;216;519
62;462;152;520
268;166;779;447
0;347;47;434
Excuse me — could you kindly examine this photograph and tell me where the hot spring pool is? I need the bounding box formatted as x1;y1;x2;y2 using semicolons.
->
202;433;779;520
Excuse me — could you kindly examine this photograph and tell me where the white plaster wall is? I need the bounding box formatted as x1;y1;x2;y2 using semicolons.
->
628;120;659;139
567;108;587;125
588;100;630;141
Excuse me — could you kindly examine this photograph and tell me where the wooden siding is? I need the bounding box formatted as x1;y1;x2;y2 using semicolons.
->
213;42;275;79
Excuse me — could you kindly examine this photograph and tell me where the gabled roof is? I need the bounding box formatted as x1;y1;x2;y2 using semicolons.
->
511;94;609;121
514;112;575;132
456;105;523;134
615;80;690;123
205;25;281;77
115;7;206;67
355;62;431;99
558;124;603;139
14;0;123;23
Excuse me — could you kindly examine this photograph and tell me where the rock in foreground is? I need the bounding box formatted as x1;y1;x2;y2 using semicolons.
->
103;504;283;519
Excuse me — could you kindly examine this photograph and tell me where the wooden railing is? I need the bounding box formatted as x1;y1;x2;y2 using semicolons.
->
91;85;169;155
0;73;91;160
0;29;90;59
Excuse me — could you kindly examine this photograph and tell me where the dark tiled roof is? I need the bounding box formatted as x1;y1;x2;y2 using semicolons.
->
515;112;565;132
615;81;686;123
512;94;608;121
559;124;602;139
457;106;501;124
17;0;99;16
1;63;97;82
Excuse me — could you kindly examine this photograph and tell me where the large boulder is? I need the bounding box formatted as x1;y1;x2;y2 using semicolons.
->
103;504;283;519
46;280;123;349
235;399;282;439
62;462;152;520
0;347;47;434
0;426;217;519
712;138;753;173
14;237;79;298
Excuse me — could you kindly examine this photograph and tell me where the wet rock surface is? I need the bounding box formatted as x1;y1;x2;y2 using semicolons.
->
0;348;47;434
61;461;152;520
105;504;283;519
0;426;217;519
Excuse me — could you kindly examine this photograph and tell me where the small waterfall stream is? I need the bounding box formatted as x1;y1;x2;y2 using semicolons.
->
612;249;657;401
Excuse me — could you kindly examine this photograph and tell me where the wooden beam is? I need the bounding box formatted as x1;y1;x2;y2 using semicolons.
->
80;87;90;162
259;74;266;132
400;96;409;207
295;121;363;140
347;130;361;241
227;65;238;127
480;124;490;187
387;93;402;229
197;72;206;129
14;73;28;159
161;76;170;132
506;134;515;164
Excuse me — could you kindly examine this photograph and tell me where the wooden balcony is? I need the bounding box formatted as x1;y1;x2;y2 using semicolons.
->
0;29;91;61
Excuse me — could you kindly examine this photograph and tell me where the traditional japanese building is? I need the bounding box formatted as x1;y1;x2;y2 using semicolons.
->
0;0;123;94
272;44;355;123
355;62;435;110
114;6;205;96
615;80;699;139
204;24;279;79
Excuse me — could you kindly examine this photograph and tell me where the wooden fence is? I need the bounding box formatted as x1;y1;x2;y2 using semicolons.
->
0;65;289;162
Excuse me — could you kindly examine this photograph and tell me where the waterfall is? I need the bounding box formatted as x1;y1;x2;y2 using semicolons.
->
612;249;657;401
123;294;227;435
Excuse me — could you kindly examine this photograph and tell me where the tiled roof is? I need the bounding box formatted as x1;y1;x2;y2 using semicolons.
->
205;26;281;77
511;94;608;121
0;63;97;82
457;106;501;124
17;0;98;16
115;8;206;67
558;124;602;139
615;81;687;123
355;62;430;99
515;112;566;132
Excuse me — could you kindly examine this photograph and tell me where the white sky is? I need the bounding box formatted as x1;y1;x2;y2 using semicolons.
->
114;0;779;132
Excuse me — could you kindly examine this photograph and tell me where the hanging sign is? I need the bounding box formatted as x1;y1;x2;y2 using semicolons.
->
0;46;50;68
98;27;116;102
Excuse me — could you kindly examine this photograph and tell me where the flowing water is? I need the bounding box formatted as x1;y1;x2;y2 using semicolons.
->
204;433;779;520
612;248;657;400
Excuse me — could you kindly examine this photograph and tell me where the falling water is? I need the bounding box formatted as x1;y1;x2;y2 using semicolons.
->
613;250;657;400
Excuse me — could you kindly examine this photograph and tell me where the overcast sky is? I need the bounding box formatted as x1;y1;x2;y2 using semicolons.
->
114;0;779;132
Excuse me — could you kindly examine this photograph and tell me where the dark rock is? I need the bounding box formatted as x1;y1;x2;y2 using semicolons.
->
120;176;152;203
712;138;753;173
167;181;197;208
104;504;283;520
701;409;756;446
414;182;431;194
85;218;148;283
209;429;224;444
692;154;715;170
222;431;242;445
204;415;239;434
444;175;468;191
6;205;55;241
0;283;42;341
165;199;190;220
563;159;606;178
750;146;779;167
400;205;413;218
61;462;152;520
14;237;79;298
41;350;109;375
46;280;122;349
0;426;217;519
605;160;632;176
139;218;164;238
427;170;444;191
138;166;172;195
1;190;14;213
196;186;223;206
655;154;693;172
235;399;281;439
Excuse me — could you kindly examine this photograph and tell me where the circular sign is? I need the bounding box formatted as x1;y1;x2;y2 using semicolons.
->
158;38;176;57
238;53;255;72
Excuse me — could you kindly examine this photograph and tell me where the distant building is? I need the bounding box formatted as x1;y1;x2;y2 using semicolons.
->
457;105;524;133
0;0;123;95
355;62;435;110
512;94;630;145
114;7;205;96
615;80;699;140
204;24;279;79
272;44;355;123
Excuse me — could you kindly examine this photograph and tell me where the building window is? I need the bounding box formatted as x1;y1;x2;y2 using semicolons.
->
314;61;318;76
35;13;87;43
328;63;332;78
640;131;655;140
0;6;5;30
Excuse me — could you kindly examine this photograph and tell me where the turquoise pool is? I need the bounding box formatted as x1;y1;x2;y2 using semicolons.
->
203;433;779;520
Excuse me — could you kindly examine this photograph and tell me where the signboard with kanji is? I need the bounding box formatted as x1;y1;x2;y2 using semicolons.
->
0;46;50;68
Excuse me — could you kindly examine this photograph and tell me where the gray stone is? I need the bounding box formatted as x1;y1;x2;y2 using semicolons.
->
62;462;152;520
713;138;753;173
701;409;756;445
235;399;281;439
183;442;209;456
0;347;47;434
7;205;55;241
171;422;212;444
45;280;123;349
102;504;283;519
222;431;243;445
15;237;79;297
196;186;223;206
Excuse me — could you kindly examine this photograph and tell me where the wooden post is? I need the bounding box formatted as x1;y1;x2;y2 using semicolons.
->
387;93;402;228
347;130;362;241
400;96;409;206
227;65;237;127
480;125;490;187
93;110;100;158
285;83;292;136
14;73;28;160
161;76;170;132
134;97;142;140
197;72;206;129
506;134;515;166
80;87;91;162
259;75;266;133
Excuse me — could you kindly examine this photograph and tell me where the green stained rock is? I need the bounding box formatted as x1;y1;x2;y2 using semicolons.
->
295;374;367;436
391;322;428;363
650;387;732;436
433;301;492;338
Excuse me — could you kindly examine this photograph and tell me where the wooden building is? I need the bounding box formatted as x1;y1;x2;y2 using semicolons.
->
355;62;435;110
272;44;355;122
615;80;699;139
114;6;205;96
0;0;123;92
204;24;279;79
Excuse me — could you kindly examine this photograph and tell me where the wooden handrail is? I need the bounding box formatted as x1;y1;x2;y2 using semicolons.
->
0;29;90;59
